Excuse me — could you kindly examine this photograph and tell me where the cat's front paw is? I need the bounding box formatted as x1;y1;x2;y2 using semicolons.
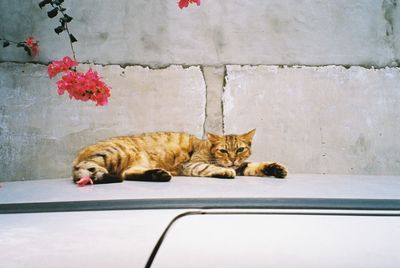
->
144;169;172;182
262;163;288;178
211;168;236;179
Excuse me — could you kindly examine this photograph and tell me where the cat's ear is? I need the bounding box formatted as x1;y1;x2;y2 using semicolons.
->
240;129;256;144
207;132;222;144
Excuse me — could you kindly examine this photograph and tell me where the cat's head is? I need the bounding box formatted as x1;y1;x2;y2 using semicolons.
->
207;129;256;168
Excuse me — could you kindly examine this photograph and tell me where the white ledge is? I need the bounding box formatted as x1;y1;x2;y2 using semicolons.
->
1;174;400;204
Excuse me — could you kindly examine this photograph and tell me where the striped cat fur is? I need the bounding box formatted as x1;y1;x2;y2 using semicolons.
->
72;129;287;184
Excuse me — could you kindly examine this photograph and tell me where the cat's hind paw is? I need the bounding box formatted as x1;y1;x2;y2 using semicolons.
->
262;163;288;178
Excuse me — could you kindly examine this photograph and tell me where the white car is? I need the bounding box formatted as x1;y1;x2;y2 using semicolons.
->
1;175;400;267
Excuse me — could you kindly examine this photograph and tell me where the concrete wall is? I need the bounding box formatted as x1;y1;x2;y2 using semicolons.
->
224;65;400;175
0;63;206;180
0;0;400;180
1;0;399;67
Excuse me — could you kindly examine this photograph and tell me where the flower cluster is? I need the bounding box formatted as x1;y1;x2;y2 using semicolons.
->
47;56;78;78
24;37;40;57
48;56;111;106
40;0;200;108
178;0;201;9
57;69;111;106
1;36;39;57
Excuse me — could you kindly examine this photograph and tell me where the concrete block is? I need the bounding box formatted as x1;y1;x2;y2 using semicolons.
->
202;66;225;136
223;65;400;175
0;63;206;181
0;0;398;67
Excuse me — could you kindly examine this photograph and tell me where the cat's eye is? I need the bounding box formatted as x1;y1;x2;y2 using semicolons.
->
237;147;246;153
219;149;228;154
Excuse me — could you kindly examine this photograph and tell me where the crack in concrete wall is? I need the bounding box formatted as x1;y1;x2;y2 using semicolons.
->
202;66;225;135
221;66;227;135
383;0;396;36
3;60;399;70
382;0;400;66
200;66;208;139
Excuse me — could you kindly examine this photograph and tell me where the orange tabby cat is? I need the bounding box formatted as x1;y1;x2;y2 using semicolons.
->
72;129;287;184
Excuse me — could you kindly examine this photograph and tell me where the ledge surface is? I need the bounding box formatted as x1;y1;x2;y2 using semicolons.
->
1;174;399;204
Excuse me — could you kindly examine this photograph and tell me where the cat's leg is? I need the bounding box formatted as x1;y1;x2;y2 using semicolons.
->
236;162;288;178
181;162;236;179
73;160;123;184
122;165;172;182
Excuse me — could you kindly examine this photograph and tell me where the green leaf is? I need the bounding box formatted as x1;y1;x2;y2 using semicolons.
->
38;0;52;9
63;14;73;22
53;0;64;6
54;26;65;34
3;41;10;48
69;34;77;43
23;46;32;56
47;7;59;18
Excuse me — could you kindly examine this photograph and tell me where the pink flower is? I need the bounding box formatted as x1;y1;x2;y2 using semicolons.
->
48;56;78;79
57;69;111;106
24;36;39;57
76;176;93;187
178;0;201;9
48;56;111;106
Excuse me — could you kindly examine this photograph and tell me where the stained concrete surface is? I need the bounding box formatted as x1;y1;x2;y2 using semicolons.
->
0;63;206;181
0;0;399;67
1;1;400;180
1;63;400;180
223;65;400;175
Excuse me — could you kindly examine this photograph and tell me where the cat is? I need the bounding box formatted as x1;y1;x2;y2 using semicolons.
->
72;129;288;184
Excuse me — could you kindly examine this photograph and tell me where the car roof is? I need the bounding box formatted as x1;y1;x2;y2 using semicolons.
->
1;174;400;204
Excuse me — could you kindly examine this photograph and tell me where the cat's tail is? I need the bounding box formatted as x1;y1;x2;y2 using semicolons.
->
72;159;123;184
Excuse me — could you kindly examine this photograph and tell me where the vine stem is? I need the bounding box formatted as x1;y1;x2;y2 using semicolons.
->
59;9;77;62
49;2;77;63
0;38;21;44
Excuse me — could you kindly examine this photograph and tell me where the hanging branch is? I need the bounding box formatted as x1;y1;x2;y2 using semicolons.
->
0;37;39;56
39;0;77;61
39;0;111;106
34;0;201;107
